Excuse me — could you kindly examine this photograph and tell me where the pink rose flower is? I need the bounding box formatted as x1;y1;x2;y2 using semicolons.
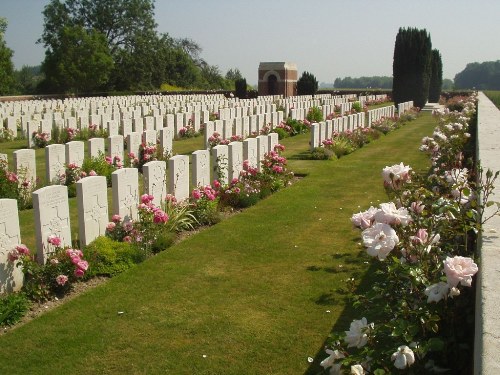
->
7;249;20;262
444;256;478;287
123;235;132;243
77;260;89;271
106;222;116;231
47;235;62;247
112;214;122;223
50;258;59;265
89;170;97;176
74;268;85;278
56;275;69;286
153;210;168;224
192;189;201;200
16;244;30;255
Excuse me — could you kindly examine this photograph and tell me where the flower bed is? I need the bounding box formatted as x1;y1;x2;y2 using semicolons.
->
318;93;500;374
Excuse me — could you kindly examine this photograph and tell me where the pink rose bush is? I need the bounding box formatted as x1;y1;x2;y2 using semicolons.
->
319;93;497;373
12;239;89;301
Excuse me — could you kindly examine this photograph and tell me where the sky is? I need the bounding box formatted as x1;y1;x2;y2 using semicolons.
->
2;0;499;85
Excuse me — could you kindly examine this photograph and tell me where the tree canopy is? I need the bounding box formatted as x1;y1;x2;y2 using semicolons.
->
428;49;443;102
0;17;17;95
454;60;500;90
37;0;242;93
334;76;392;89
297;71;318;96
392;27;433;108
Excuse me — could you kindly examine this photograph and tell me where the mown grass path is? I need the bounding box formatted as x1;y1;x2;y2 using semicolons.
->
0;113;437;374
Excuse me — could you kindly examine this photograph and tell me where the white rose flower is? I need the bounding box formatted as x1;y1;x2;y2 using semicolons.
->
362;222;399;260
344;317;373;348
424;282;449;303
351;364;365;374
320;349;344;371
374;202;412;226
351;206;378;229
391;345;415;369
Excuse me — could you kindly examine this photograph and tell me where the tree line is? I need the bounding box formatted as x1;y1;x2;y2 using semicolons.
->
454;60;500;90
0;1;247;95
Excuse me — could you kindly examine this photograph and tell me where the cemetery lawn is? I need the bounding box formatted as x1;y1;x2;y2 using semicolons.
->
484;90;500;109
0;113;436;374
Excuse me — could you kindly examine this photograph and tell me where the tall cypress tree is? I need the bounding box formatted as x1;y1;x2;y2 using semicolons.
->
429;49;443;102
392;27;432;108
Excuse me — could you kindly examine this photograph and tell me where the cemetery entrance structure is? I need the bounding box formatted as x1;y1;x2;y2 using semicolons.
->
258;62;297;97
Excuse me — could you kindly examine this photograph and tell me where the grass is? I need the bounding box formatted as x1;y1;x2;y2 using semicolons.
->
0;112;437;374
484;90;500;109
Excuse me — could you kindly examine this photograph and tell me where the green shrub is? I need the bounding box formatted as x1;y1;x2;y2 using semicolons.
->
330;138;356;158
311;147;336;160
273;127;289;140
306;106;323;123
286;118;309;135
84;236;145;278
0;293;30;327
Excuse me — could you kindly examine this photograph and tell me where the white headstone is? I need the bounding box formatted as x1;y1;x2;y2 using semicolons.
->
0;199;24;293
13;149;36;184
111;168;138;222
159;127;173;157
88;137;105;158
192;149;210;187
107;135;124;162
76;176;109;247
45;144;66;184
32;185;72;264
243;137;258;169
168;155;190;201
127;132;142;161
268;132;279;153
256;135;269;171
211;145;229;185
142;129;157;146
228;141;243;181
143;160;167;206
65;141;85;167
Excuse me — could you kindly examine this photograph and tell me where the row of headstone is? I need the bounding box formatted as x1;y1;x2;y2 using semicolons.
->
0;133;279;282
309;113;367;151
367;105;397;127
398;101;414;115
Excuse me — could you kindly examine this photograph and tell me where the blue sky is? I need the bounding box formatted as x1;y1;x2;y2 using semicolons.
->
2;0;499;85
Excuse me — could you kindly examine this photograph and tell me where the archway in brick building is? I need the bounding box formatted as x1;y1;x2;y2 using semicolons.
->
268;74;278;95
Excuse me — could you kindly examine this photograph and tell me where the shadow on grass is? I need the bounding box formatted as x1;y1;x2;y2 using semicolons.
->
303;261;381;375
288;151;313;160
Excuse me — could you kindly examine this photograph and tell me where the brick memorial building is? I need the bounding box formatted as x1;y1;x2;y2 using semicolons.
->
258;62;297;97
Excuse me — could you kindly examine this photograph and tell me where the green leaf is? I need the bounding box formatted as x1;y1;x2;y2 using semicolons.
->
373;369;386;375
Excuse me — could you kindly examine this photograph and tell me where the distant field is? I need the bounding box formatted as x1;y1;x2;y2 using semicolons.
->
484;90;500;109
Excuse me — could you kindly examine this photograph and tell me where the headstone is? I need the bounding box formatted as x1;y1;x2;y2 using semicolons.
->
142;129;157;146
111;168;138;222
107;135;124;162
0;199;23;293
76;176;109;247
203;121;215;149
45;144;66;184
144;116;155;131
228;141;243;181
27;121;39;148
243;137;258;169
127;132;142;160
106;120;119;136
168;155;189;201
6;116;17;135
268;132;279;152
32;185;71;264
122;118;132;137
143;160;167;206
159;127;173;157
211;145;229;185
65;141;85;167
13;149;36;184
256;135;269;171
192;149;210;187
88;137;105;158
133;118;144;133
